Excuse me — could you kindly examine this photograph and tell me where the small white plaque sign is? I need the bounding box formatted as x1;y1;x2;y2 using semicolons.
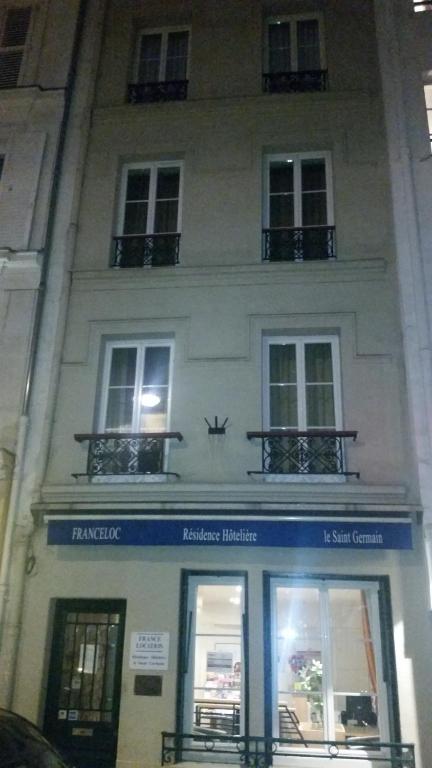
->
130;631;169;670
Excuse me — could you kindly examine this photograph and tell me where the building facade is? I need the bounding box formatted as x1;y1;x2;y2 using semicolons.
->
1;2;432;768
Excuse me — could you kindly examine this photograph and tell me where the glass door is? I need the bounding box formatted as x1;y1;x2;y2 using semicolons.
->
182;575;246;740
270;579;388;754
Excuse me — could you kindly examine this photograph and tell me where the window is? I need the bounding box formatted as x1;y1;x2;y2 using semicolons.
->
113;161;182;268
129;27;190;103
263;153;335;262
100;340;172;434
179;573;247;749
90;339;173;476
413;0;432;11
265;336;341;432
423;84;432;149
260;336;349;476
264;16;326;93
268;576;389;752
0;6;31;88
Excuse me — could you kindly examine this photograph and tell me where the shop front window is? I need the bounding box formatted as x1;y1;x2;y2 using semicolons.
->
181;575;246;741
270;578;388;752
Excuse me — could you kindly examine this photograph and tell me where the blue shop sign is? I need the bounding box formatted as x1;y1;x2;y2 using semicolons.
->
47;517;412;550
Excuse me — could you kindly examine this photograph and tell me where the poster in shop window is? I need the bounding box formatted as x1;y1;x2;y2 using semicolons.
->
129;631;170;670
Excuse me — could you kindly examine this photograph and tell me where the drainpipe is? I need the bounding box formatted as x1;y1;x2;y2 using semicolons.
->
0;0;90;708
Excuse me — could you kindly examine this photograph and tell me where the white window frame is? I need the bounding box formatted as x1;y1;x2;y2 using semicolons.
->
263;152;334;230
263;335;342;431
117;160;183;237
269;576;390;766
262;335;344;483
134;26;190;83
182;574;247;740
99;338;174;434
265;14;326;74
263;151;334;229
0;4;33;88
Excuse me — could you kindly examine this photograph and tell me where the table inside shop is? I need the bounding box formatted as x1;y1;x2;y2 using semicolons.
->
194;699;240;735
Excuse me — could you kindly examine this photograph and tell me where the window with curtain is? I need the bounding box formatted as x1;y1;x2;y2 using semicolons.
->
136;28;189;83
264;153;333;261
119;162;182;237
0;6;32;88
265;337;340;431
267;154;330;230
99;340;172;434
267;17;322;73
270;578;386;751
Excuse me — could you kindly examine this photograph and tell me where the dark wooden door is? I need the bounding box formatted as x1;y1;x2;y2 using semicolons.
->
44;599;126;768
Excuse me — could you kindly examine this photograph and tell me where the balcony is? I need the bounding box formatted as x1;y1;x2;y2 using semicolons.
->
263;69;328;94
263;226;336;262
247;430;358;478
127;80;188;103
73;432;183;478
112;234;180;268
162;732;415;766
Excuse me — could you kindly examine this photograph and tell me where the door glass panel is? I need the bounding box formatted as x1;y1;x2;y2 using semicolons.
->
56;612;121;723
276;586;321;746
138;33;162;82
154;168;180;233
270;162;294;228
190;583;243;737
139;346;170;431
273;581;385;751
297;19;320;71
329;589;380;741
269;22;291;72
166;31;189;80
124;170;150;234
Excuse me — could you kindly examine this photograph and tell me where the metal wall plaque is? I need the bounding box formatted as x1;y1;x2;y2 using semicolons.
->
134;674;162;696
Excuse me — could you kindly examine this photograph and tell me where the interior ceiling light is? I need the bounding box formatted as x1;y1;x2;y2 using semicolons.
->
140;393;161;407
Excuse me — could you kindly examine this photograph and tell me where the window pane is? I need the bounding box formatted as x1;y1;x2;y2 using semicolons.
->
191;583;243;736
270;345;296;383
138;33;162;82
270;386;298;427
166;31;188;80
276;586;322;740
268;22;291;72
154;200;178;232
126;170;150;201
109;348;137;387
305;343;333;382
156;167;180;198
302;193;327;226
301;159;326;192
139;384;168;431
270;195;294;228
306;384;335;427
105;389;134;431
143;347;170;386
123;202;148;234
270;162;293;193
297;19;320;71
329;589;380;741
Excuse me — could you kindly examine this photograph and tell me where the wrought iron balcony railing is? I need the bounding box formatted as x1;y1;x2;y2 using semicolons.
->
128;80;188;103
112;234;180;268
162;732;415;766
247;430;358;477
263;226;336;262
73;432;183;478
263;69;328;94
